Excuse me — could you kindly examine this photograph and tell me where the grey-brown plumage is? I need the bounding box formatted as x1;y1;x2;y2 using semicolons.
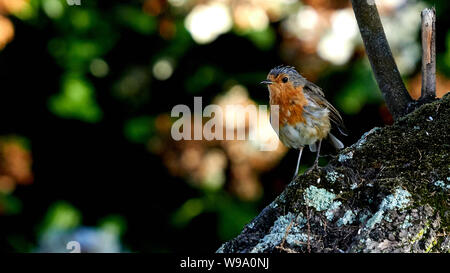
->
303;81;348;137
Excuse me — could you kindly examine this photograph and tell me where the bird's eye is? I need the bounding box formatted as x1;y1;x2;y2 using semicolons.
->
282;77;288;83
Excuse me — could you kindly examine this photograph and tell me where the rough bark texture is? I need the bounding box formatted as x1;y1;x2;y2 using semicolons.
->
420;8;437;101
217;93;450;253
351;0;413;120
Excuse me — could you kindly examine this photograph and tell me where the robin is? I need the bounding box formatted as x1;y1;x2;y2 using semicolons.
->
261;65;347;178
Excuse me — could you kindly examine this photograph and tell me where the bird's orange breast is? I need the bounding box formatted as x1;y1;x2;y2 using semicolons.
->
269;83;308;126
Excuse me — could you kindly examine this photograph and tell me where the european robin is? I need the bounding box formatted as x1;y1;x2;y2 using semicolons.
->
261;66;347;178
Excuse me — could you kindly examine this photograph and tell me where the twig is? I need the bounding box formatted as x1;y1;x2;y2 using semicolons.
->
306;205;311;253
276;216;298;253
279;217;295;248
275;245;297;253
420;8;436;101
350;0;412;120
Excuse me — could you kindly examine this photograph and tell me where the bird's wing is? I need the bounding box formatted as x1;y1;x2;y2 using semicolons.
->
303;81;348;136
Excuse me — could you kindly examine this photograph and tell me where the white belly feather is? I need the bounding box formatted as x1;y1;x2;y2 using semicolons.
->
276;107;331;149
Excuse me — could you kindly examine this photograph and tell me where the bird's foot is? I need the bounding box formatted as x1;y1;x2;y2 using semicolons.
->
304;162;319;174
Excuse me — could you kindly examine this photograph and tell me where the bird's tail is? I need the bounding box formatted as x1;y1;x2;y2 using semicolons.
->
309;133;344;152
309;143;317;152
328;133;344;150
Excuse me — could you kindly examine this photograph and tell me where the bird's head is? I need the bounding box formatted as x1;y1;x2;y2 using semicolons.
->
260;66;306;95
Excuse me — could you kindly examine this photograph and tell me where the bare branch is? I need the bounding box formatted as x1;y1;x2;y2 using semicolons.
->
420;8;436;101
350;0;413;120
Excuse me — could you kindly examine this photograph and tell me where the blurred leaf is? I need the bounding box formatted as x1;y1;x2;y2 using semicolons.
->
48;74;102;123
233;71;267;89
337;88;366;114
68;39;102;60
242;27;275;51
6;234;33;253
185;65;220;94
48;38;110;71
115;6;157;35
171;198;205;228
11;0;38;20
441;32;450;75
124;116;155;144
69;9;94;31
171;191;257;240
40;201;81;232
46;6;117;71
153;20;193;61
0;194;22;215
215;194;256;241
336;61;382;114
41;0;65;19
99;215;127;236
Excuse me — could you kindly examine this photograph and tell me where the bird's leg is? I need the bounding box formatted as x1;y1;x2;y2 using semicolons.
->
312;139;322;168
293;147;304;180
305;140;322;174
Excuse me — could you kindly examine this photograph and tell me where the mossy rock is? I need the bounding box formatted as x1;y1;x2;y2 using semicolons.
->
218;93;450;253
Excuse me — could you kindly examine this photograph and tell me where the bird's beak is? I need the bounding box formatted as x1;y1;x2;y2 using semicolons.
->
260;80;272;85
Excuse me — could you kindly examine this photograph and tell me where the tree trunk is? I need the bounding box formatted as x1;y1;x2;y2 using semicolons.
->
350;0;413;120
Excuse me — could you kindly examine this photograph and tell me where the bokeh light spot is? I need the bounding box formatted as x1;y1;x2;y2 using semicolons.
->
42;0;64;19
152;59;174;80
185;2;232;44
90;58;109;78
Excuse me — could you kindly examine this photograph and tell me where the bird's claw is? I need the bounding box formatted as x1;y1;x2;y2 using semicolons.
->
304;163;319;174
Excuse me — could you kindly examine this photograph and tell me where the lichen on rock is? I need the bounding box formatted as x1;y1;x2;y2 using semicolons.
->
304;186;336;211
250;212;308;253
337;210;356;227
